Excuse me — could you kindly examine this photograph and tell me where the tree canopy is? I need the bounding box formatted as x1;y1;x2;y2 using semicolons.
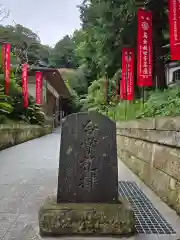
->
0;24;51;65
0;0;172;121
1;0;169;85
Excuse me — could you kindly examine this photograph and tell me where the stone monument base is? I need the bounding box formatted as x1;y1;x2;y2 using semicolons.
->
38;196;135;237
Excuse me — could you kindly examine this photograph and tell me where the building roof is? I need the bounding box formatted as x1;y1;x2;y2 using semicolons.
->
58;68;75;74
28;67;71;99
162;44;170;49
135;0;156;6
165;61;180;68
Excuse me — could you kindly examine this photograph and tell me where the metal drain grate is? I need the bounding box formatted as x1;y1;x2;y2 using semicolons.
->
118;181;176;235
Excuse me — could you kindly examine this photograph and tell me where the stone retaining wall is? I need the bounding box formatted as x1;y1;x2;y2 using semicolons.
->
116;117;180;215
0;124;52;150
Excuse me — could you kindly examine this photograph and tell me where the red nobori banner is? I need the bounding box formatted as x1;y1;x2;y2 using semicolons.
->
36;71;43;104
121;48;134;100
137;8;153;87
5;43;11;95
22;64;28;108
169;0;180;60
2;44;5;71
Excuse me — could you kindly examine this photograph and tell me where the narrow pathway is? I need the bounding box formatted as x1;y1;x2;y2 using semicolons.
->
0;131;60;239
118;160;180;240
0;130;179;239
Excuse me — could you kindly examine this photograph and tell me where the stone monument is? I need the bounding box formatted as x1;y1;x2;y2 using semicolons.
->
39;112;135;236
57;111;118;203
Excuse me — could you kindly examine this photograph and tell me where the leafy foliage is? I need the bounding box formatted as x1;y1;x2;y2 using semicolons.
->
0;1;173;121
137;88;180;118
81;78;106;111
0;64;45;125
0;24;51;65
101;87;180;122
71;0;172;117
49;35;78;68
60;67;88;96
77;0;138;79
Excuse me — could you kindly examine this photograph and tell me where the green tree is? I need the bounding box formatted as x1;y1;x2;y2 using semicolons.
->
78;0;170;91
60;67;88;96
0;24;51;65
49;35;78;68
78;0;138;79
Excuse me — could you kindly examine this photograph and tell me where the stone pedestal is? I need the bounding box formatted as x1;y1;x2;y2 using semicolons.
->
38;196;135;237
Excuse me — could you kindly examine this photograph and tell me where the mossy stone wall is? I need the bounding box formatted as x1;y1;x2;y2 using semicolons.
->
116;116;180;215
0;124;52;150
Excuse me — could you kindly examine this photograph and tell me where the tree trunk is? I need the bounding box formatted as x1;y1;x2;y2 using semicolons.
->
150;0;167;89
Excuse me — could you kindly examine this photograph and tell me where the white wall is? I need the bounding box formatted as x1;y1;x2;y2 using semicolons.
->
166;65;180;85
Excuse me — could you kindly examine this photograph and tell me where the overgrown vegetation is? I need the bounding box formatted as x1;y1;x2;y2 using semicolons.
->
54;0;173;121
72;0;176;121
80;75;180;121
104;87;180;121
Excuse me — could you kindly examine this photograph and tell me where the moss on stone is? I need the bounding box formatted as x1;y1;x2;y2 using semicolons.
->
38;196;136;237
0;125;52;150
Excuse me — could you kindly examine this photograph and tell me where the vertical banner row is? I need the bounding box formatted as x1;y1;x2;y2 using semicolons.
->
137;8;153;87
121;48;134;100
1;42;43;107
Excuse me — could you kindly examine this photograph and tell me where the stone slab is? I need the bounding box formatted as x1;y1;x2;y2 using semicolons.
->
0;213;19;238
0;125;52;150
38;196;135;237
117;136;153;163
116;116;180;131
153;144;180;181
155;116;180;131
15;224;42;240
119;150;151;183
57;112;118;203
116;118;155;130
3;215;37;240
118;147;180;216
117;128;180;148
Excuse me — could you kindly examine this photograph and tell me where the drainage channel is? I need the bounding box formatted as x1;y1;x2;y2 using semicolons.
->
118;181;176;235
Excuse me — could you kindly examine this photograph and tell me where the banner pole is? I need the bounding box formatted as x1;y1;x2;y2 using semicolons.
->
142;86;145;111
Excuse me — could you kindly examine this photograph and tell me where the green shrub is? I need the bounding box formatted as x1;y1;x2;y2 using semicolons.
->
137;88;180;118
0;66;46;125
0;115;10;124
82;77;180;121
112;87;180;121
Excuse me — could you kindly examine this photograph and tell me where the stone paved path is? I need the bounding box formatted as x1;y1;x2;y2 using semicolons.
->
0;131;60;239
0;129;180;240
